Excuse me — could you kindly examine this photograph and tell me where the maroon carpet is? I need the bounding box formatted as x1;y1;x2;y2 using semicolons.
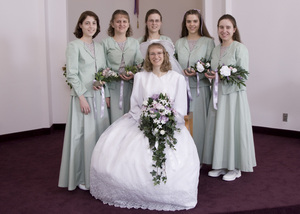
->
0;130;300;214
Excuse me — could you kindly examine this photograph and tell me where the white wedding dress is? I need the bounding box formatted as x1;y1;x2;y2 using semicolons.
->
90;70;200;211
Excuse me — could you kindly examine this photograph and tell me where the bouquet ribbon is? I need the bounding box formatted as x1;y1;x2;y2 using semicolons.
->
213;72;219;110
119;80;124;110
100;87;105;118
196;73;200;96
93;87;105;119
185;76;193;101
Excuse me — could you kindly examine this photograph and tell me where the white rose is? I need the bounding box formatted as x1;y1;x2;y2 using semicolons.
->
160;130;165;135
205;62;210;67
231;68;237;73
196;61;205;72
143;100;148;106
220;65;231;76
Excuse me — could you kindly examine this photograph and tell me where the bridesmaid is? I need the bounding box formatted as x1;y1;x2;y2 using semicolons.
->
102;9;143;124
203;14;256;181
175;9;215;163
138;9;172;43
58;11;110;191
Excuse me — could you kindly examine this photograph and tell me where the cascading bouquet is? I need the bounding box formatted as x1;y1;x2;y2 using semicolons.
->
94;68;120;87
217;64;249;88
139;93;180;185
124;62;143;77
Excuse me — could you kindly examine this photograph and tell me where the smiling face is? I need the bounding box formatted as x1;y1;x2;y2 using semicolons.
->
149;46;164;68
79;16;97;38
146;13;162;34
186;14;200;35
218;18;236;43
111;14;130;35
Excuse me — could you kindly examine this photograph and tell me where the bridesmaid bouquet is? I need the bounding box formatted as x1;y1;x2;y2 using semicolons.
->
139;93;180;185
192;58;211;74
217;64;249;88
62;65;72;89
94;68;120;87
186;58;212;75
124;62;143;77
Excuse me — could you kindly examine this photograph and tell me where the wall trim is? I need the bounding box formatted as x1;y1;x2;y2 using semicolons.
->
0;124;299;143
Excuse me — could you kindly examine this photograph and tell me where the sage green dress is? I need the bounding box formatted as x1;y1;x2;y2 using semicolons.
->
202;41;256;172
58;39;110;190
101;37;143;124
175;36;215;162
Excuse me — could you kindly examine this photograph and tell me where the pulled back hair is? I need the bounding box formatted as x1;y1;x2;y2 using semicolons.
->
141;9;163;42
180;9;212;38
218;14;241;43
144;43;171;72
107;10;133;37
73;11;100;39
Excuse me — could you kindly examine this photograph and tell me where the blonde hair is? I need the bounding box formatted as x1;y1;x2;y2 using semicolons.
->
144;43;171;72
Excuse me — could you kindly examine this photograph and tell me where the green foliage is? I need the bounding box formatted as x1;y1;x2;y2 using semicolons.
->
139;93;180;185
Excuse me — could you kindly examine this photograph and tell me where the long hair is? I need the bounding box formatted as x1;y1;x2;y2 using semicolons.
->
142;9;162;42
180;9;212;38
73;11;100;39
107;10;133;37
144;43;171;72
217;14;241;43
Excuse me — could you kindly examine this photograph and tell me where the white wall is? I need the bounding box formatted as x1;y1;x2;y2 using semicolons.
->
1;0;299;135
204;0;300;131
0;0;68;135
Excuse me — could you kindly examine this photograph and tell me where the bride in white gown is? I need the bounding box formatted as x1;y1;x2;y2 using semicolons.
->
90;42;200;211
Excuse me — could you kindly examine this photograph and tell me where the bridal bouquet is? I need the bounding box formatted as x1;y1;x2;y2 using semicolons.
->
139;93;180;185
94;68;120;87
217;64;249;88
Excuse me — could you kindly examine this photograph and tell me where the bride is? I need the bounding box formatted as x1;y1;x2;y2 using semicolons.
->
90;42;200;211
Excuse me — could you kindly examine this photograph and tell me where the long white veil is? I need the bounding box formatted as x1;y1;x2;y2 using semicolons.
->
140;40;184;75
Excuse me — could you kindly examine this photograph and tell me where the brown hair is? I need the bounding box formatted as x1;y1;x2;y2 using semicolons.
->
73;11;100;39
141;9;162;42
107;10;133;37
217;14;241;43
180;9;212;38
144;43;171;72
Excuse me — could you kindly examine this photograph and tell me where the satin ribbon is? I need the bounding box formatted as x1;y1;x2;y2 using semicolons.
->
93;82;105;119
119;80;124;110
213;72;219;110
196;73;200;96
185;76;193;101
93;90;97;119
100;87;105;118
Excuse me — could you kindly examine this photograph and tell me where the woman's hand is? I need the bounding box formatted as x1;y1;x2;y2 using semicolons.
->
205;70;216;79
93;85;102;90
79;95;90;114
183;68;196;77
120;73;134;81
106;97;110;108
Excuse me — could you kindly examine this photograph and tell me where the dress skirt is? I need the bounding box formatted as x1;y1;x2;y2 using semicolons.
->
107;80;133;124
90;113;200;211
58;90;110;190
202;83;256;172
189;84;211;163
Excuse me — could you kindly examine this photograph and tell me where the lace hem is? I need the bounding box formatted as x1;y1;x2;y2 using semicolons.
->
90;168;197;211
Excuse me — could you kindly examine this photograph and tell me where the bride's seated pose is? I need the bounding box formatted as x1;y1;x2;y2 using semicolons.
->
89;42;200;211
